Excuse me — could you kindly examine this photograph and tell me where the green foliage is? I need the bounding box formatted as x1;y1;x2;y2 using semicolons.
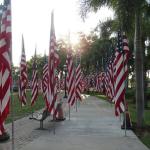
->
27;55;46;80
95;94;108;100
128;101;150;148
57;39;68;70
141;133;150;149
125;88;135;99
78;31;113;74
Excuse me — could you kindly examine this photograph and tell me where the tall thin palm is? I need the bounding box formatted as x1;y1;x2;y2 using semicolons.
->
80;0;146;127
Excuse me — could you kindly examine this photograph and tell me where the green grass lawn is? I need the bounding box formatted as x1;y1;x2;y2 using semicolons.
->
128;100;150;148
6;90;45;124
84;91;108;100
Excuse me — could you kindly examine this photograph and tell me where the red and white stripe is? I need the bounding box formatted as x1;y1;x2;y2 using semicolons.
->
114;53;125;116
42;62;49;108
104;70;110;98
113;32;130;116
96;74;100;92
122;34;130;79
105;60;115;101
75;50;82;100
48;11;60;115
108;62;115;101
19;35;28;106
98;72;105;94
0;1;11;135
31;50;38;106
67;48;76;106
80;76;85;92
76;63;82;101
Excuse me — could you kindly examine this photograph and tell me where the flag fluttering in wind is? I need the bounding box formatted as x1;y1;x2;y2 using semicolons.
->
122;33;130;79
75;50;82;101
104;55;115;101
113;31;129;116
0;0;11;135
42;55;49;109
31;49;38;106
48;11;60;115
66;47;76;106
19;35;28;106
95;73;100;92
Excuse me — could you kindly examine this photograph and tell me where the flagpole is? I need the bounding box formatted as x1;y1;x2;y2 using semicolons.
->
75;51;78;112
11;82;15;150
119;113;122;122
10;76;15;150
9;0;15;149
9;0;15;148
68;31;72;118
75;96;77;112
53;113;56;135
30;89;33;117
69;104;71;120
31;46;38;118
122;32;127;137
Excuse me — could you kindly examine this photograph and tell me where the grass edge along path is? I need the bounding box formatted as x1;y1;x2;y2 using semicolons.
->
6;90;45;124
86;91;150;149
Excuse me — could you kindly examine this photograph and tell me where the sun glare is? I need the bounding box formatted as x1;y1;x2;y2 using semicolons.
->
10;0;114;66
70;33;79;45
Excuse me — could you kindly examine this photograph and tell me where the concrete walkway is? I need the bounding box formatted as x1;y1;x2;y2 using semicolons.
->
0;95;149;150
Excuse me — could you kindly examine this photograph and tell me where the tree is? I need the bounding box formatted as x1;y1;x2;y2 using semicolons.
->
79;0;149;127
57;39;68;70
27;55;46;80
95;19;116;39
77;32;95;73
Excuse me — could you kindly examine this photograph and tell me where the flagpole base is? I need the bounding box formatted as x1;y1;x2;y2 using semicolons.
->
0;132;10;142
55;118;66;122
56;101;66;122
121;111;132;130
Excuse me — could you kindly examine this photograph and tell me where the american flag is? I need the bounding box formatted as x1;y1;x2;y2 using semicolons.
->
104;56;115;101
42;55;49;109
66;48;76;106
0;0;11;135
96;73;101;92
122;33;130;79
95;62;100;92
75;50;82;101
48;11;60;115
84;75;90;91
108;57;115;101
100;72;106;94
113;31;129;116
19;35;28;106
31;49;38;106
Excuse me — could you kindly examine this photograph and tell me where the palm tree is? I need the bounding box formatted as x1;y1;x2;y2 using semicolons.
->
79;0;149;127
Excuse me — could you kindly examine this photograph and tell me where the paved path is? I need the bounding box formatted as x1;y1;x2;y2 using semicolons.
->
0;95;149;150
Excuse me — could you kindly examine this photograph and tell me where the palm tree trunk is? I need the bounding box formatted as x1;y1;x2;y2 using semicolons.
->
144;65;148;108
134;9;144;127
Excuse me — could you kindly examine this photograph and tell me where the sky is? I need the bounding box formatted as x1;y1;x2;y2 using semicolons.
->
1;0;114;66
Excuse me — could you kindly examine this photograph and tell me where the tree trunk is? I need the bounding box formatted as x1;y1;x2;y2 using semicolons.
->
134;9;144;127
141;35;148;109
143;47;148;108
